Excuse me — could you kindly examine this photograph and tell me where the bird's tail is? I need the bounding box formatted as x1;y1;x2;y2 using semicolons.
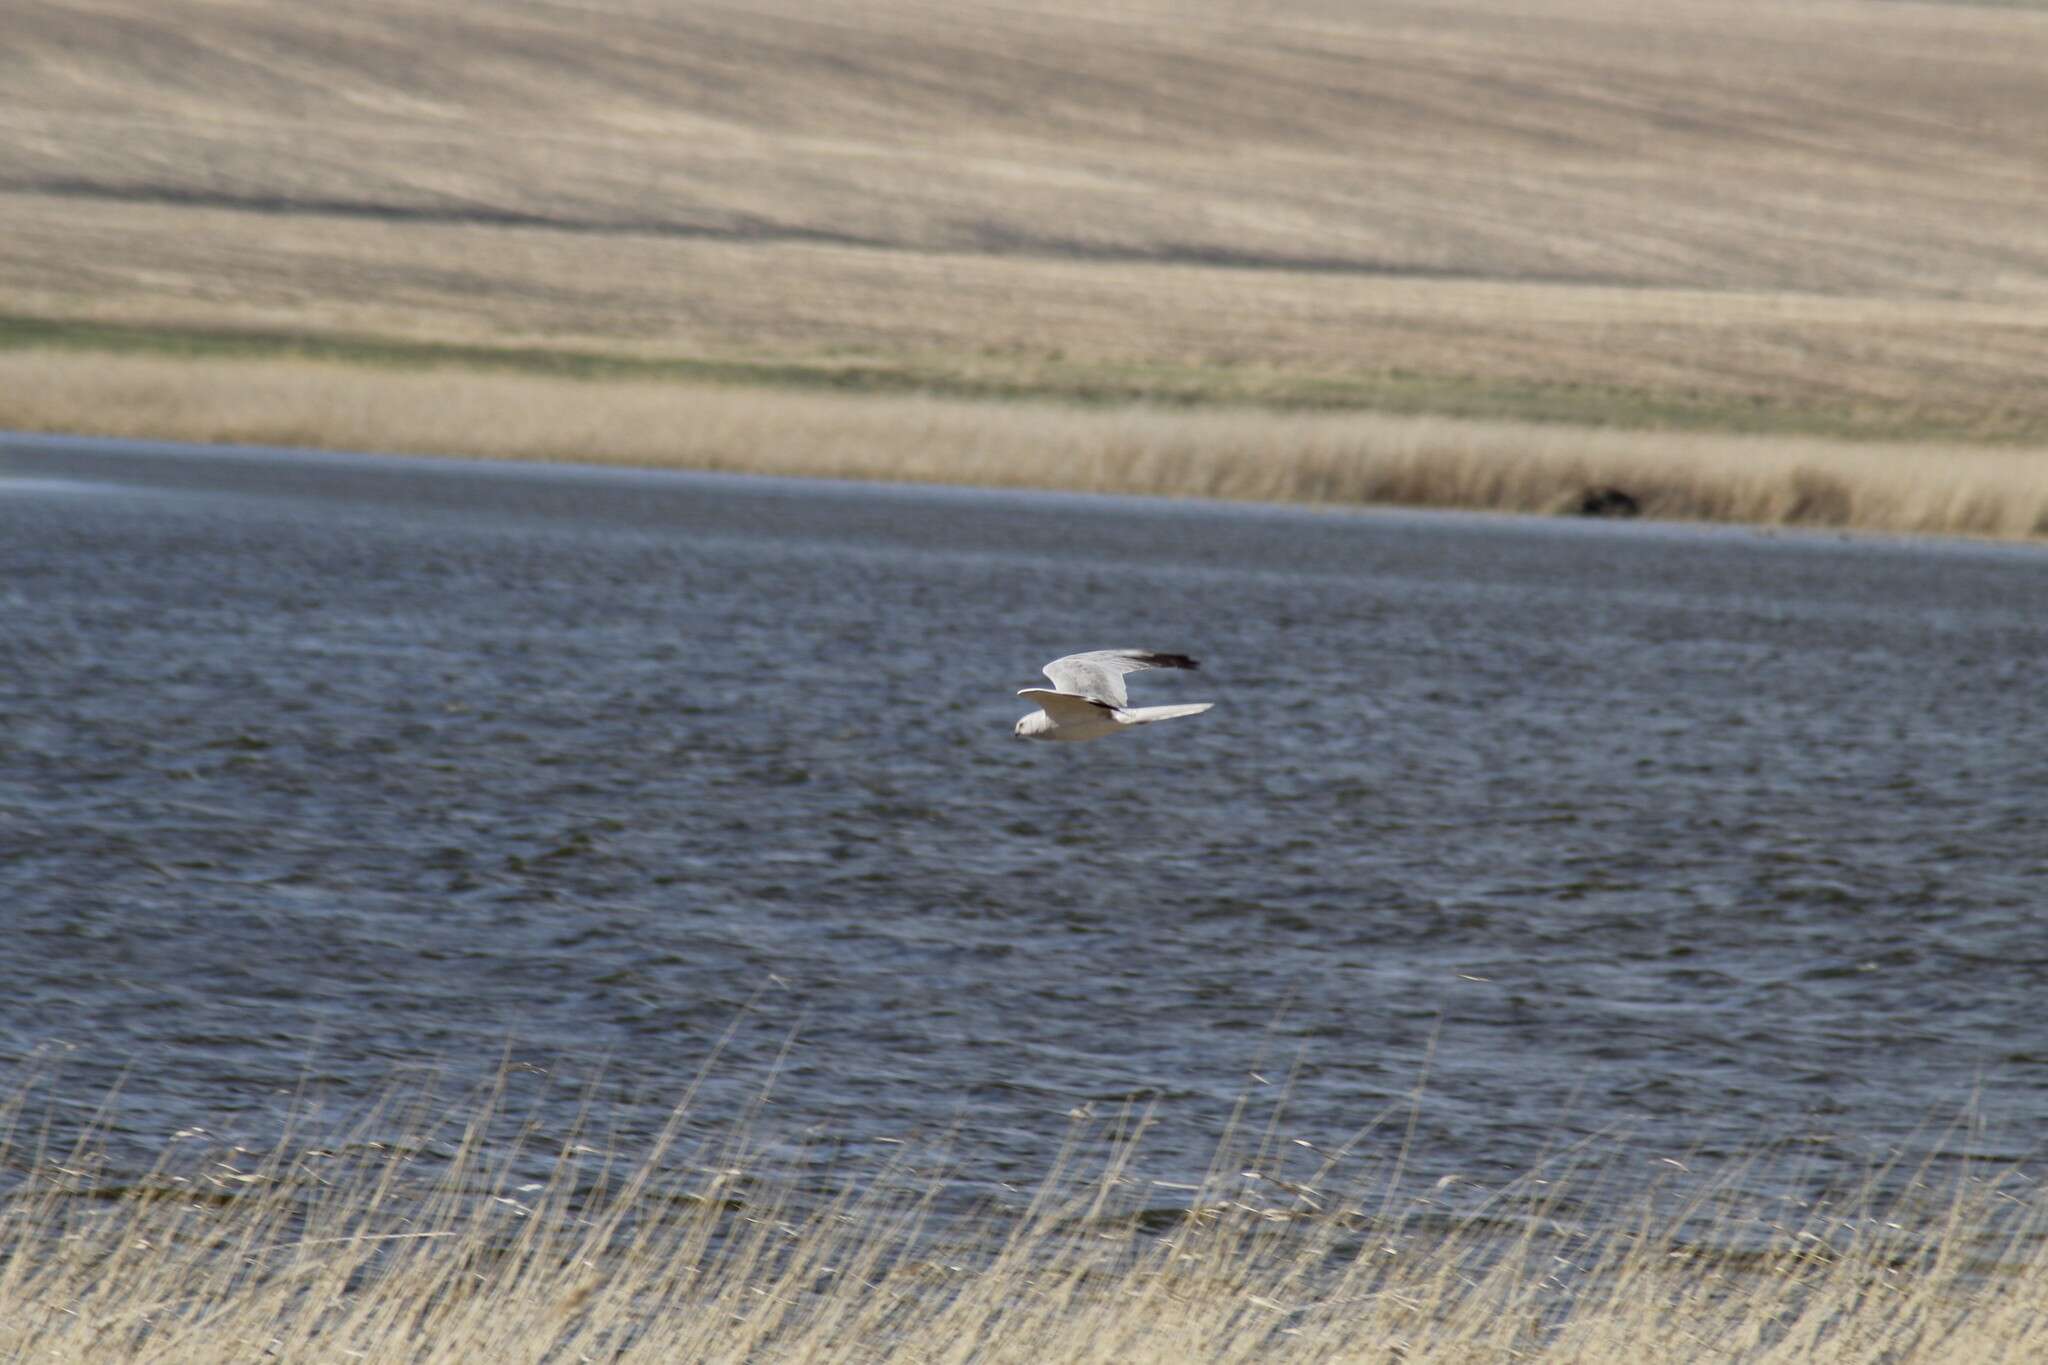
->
1114;702;1214;726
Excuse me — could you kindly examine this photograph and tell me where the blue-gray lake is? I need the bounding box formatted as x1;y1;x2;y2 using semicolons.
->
4;433;2045;1223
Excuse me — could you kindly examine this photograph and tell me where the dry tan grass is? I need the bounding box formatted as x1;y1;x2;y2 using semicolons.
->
6;0;2048;438
9;349;2048;539
3;1073;2043;1362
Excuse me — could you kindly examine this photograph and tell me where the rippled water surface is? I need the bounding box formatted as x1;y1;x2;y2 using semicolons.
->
4;434;2046;1213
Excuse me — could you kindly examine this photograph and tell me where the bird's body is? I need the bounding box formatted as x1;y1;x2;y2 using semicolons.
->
1013;649;1214;742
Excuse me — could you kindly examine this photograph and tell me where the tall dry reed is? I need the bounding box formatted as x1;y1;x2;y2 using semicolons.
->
2;1066;2043;1362
7;351;2048;540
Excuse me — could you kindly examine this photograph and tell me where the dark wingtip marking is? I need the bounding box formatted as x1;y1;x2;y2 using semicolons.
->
1139;651;1199;670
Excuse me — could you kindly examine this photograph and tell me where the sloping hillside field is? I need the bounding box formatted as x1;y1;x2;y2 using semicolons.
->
5;0;2048;521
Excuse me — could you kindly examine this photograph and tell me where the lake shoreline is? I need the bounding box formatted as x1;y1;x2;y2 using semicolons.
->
6;348;2046;545
6;1063;2042;1362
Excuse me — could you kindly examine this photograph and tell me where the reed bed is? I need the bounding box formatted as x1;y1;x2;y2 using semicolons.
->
8;350;2048;540
2;1069;2043;1363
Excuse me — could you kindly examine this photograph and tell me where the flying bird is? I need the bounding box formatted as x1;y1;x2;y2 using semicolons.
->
1013;649;1214;742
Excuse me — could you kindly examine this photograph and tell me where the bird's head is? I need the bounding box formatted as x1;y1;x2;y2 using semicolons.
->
1013;711;1052;740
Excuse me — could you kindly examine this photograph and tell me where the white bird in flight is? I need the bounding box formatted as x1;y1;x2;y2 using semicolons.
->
1013;649;1215;742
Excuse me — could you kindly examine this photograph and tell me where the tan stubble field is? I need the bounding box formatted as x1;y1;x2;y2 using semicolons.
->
5;0;2048;533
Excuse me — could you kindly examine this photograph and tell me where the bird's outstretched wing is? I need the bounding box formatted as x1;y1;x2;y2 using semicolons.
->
1038;650;1199;709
